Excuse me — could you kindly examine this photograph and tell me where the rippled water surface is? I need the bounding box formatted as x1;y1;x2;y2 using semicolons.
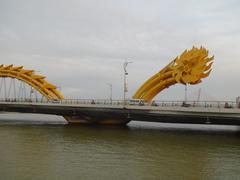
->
0;114;240;180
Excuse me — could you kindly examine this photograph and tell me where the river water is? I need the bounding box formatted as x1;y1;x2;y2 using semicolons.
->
0;114;240;180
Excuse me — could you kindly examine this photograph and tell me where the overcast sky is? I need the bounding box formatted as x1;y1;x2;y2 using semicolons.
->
0;0;240;101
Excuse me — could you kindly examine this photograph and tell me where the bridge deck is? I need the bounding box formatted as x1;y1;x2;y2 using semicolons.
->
0;100;240;125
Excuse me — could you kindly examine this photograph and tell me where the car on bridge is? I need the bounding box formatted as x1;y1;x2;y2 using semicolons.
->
128;99;146;106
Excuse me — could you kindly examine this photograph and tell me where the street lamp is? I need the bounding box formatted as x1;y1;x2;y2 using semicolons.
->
123;60;132;106
184;84;188;102
106;83;112;104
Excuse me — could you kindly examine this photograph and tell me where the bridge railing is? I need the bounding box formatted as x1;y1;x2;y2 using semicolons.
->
0;98;125;106
0;98;239;109
57;99;125;105
152;100;238;109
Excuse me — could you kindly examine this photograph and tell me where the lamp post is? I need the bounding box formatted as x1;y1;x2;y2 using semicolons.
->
184;84;188;102
123;61;132;107
106;83;112;105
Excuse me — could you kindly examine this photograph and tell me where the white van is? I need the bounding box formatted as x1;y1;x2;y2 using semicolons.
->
128;99;145;106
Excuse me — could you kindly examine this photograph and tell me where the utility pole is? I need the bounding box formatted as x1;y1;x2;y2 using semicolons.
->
197;88;201;103
184;84;188;102
107;83;112;104
123;61;132;107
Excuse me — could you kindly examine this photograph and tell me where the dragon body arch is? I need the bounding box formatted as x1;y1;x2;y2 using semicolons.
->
0;65;64;100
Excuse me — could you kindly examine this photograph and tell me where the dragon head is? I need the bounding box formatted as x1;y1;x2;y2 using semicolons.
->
171;46;214;85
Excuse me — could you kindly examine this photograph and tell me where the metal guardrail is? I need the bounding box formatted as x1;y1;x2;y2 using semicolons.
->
0;98;239;109
153;100;238;109
0;98;125;106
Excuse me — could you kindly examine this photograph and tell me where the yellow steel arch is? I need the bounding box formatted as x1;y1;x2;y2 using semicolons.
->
133;46;214;102
0;64;64;100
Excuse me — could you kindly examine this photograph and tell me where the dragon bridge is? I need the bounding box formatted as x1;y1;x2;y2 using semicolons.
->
0;46;214;124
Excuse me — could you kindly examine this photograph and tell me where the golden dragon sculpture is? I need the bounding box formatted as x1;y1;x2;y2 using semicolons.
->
133;46;214;102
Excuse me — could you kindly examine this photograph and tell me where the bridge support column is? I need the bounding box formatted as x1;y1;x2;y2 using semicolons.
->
64;116;131;125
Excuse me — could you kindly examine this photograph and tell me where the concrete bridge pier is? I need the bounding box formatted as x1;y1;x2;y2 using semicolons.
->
64;109;132;125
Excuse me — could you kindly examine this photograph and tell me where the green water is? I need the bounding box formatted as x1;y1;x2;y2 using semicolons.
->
0;117;240;180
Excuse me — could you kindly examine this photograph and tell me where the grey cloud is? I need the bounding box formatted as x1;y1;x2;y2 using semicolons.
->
0;0;240;101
